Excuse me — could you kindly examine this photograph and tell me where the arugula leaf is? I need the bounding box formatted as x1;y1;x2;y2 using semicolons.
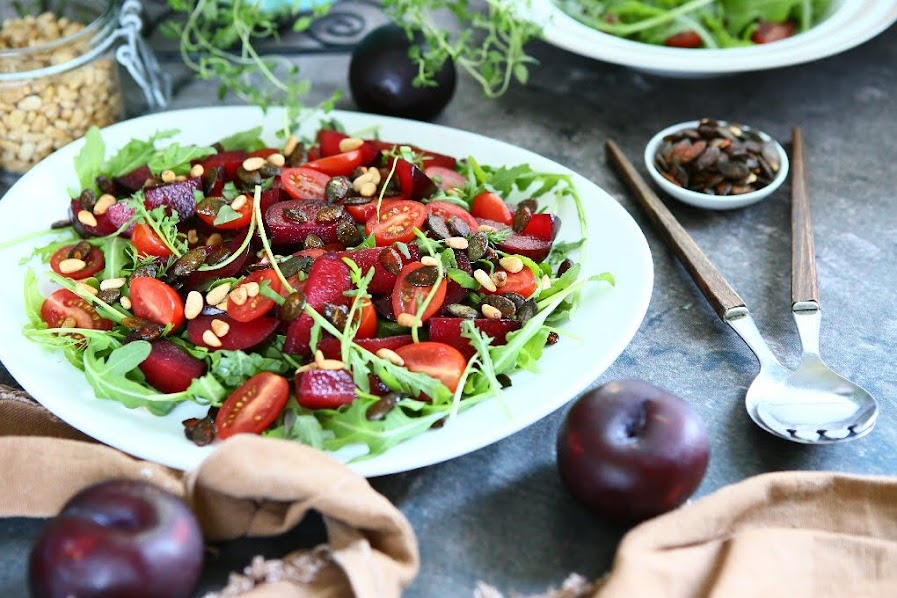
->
100;236;130;280
213;204;242;226
217;126;267;152
447;268;478;289
146;143;216;176
82;340;179;415
23;268;46;328
208;349;290;389
319;398;446;456
72;126;105;195
266;409;327;450
105;129;179;177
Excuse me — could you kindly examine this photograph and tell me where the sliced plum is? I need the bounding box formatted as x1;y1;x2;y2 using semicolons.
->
265;200;354;247
444;249;472;306
69;199;118;237
188;314;278;351
114;165;152;193
200;150;247;180
497;234;552;263
395;158;436;201
145;178;201;220
139;340;207;394
185;232;253;290
520;213;561;242
283;256;352;355
295;369;356;409
428;316;522;360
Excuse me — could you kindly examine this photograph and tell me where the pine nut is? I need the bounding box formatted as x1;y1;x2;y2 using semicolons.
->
376;348;405;367
366;167;382;185
478;224;498;233
421;256;439;267
267;152;285;167
93;194;116;215
318;359;346;371
211;318;230;337
57;258;85;274
481;304;502;320
314;350;326;366
184;291;203;320
77;210;97;227
230;194;247;210
491;271;508;288
206;283;231;306
244;281;260;297
187;229;199;244
284;135;299;157
499;256;524;273
296;362;317;374
242;156;266;171
206;233;223;246
229;286;248;306
75;282;98;296
161;169;176;183
445;236;469;250
60;316;77;329
120;296;132;310
338;137;364;152
397;313;419;328
215;300;229;312
202;330;223;348
474;269;497;292
542;274;552;290
175;175;187;182
190;164;205;178
359;182;377;197
99;277;126;291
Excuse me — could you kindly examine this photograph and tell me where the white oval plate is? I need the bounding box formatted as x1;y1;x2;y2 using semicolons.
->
0;107;653;477
525;0;897;77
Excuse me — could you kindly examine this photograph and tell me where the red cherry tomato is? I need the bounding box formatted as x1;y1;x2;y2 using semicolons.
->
317;129;349;157
365;199;427;245
196;196;253;230
40;289;113;330
394;342;468;392
752;21;796;44
392;262;448;324
426;201;478;233
49;245;105;280
304;144;378;177
129;277;185;331
228;269;283;322
281;167;331;200
131;223;173;258
483;264;538;298
344;200;379;224
216;372;290;439
665;31;703;48
425;166;467;191
354;299;378;339
472;192;513;225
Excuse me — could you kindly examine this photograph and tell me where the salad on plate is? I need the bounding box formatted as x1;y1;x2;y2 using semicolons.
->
18;119;612;461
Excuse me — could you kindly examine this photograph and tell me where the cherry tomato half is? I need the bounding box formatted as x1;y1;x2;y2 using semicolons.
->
131;222;173;258
426;201;478;233
129;277;185;331
228;269;283;322
483;264;538;298
303;144;378;177
49;244;105;280
354;298;378;339
196;196;253;230
40;289;113;330
216;372;290;439
365;199;427;245
472;192;513;225
424;166;467;191
392;262;448;324
281;167;331;200
665;31;703;48
394;342;468;392
752;21;796;44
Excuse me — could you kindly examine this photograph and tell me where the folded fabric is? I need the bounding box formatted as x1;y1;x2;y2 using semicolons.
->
595;471;897;598
0;385;418;597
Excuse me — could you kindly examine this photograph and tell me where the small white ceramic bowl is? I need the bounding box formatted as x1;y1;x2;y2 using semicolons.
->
644;120;789;210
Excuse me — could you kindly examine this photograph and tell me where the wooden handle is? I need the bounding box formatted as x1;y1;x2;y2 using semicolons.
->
790;127;819;306
605;139;746;320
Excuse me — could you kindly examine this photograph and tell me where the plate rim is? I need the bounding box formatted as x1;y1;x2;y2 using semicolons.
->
0;106;653;477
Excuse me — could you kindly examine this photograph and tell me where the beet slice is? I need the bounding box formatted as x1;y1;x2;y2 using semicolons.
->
283;256;352;355
428;317;522;360
185;232;252;290
371;293;396;321
69;199;118;237
336;245;421;294
317;334;414;359
200;150;248;179
105;201;136;236
188;315;278;351
259;186;287;216
295;369;356;409
497;234;552;263
144;178;201;220
265;200;354;247
139;340;207;394
114;165;152;193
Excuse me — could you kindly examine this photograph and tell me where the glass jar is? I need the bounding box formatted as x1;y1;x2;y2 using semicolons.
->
0;0;169;175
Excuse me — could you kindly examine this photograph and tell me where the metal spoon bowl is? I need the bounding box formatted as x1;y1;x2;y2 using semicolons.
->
606;136;878;444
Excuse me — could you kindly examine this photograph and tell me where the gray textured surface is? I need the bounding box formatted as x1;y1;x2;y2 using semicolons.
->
2;9;897;598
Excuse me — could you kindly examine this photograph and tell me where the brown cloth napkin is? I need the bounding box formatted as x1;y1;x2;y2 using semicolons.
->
0;385;418;597
594;470;897;598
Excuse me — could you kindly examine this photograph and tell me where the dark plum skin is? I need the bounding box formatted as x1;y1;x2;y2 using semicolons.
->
29;480;204;598
556;380;710;523
349;24;456;121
